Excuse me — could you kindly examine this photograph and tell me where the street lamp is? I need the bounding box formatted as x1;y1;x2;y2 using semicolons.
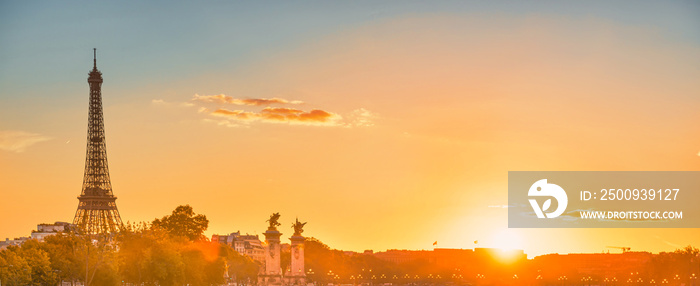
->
476;273;485;285
558;275;568;286
307;269;315;286
326;270;335;286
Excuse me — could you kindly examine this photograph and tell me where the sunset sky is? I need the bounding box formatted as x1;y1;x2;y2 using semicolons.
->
1;1;699;258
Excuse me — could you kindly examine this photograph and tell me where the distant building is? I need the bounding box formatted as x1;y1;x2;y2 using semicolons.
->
1;221;75;250
212;231;265;263
31;221;75;242
0;237;31;250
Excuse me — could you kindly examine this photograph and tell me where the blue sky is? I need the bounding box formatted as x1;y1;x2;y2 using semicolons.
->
2;1;698;95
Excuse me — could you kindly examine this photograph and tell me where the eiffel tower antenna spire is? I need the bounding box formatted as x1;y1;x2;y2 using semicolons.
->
73;49;123;234
93;48;97;70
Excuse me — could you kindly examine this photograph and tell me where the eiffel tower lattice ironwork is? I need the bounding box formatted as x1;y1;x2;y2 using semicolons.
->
73;49;123;234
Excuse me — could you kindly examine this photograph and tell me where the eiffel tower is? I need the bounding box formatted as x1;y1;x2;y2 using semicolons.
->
73;49;123;234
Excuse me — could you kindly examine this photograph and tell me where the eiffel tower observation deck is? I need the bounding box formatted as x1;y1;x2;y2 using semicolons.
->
73;49;123;234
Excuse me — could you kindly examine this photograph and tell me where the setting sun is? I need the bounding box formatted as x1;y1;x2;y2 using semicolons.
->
489;229;525;252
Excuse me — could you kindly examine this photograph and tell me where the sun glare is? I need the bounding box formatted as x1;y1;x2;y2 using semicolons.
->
490;228;524;251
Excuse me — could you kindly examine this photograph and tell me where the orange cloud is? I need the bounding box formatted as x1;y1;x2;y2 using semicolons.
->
261;107;304;115
192;94;302;106
261;107;335;123
209;107;340;126
179;94;371;127
211;109;258;120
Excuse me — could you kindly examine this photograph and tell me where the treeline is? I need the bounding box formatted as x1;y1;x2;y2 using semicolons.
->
298;238;511;284
0;205;258;286
2;205;697;285
299;238;404;281
297;240;700;285
645;246;700;279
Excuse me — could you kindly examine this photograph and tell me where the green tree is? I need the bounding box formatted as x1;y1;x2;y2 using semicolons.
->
87;239;120;286
149;244;185;286
0;249;32;286
181;241;226;286
15;240;58;285
117;223;185;286
42;233;83;284
303;237;400;285
117;221;229;286
152;205;209;241
76;235;120;286
220;244;259;285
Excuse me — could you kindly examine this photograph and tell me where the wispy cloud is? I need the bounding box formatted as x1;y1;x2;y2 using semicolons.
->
192;94;303;106
487;205;511;208
0;130;52;153
152;99;194;108
654;235;683;249
347;108;376;127
202;118;245;128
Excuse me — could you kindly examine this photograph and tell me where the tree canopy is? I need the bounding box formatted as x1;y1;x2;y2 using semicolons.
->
152;205;209;241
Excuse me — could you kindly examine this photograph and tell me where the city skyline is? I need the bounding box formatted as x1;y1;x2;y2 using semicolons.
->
1;1;699;259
